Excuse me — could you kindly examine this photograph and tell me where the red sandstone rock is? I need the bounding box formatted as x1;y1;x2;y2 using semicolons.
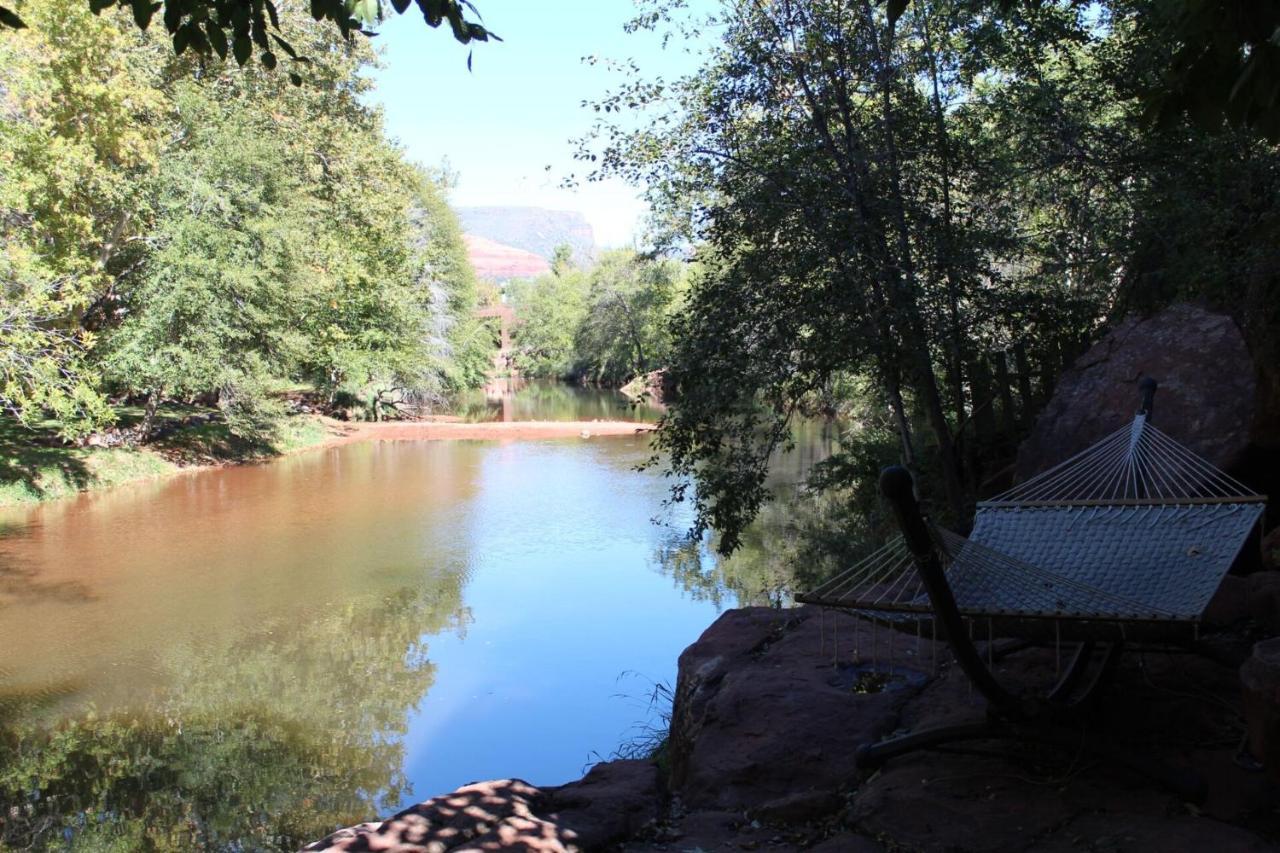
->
1016;304;1257;482
463;234;551;281
805;833;885;852
1032;813;1274;853
667;607;938;810
301;779;561;852
543;759;661;848
302;762;661;853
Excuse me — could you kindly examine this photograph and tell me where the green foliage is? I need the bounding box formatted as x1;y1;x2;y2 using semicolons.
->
584;0;1280;555
509;249;688;385
573;250;688;386
507;263;590;379
0;0;495;77
100;88;308;438
0;0;166;437
1;0;488;442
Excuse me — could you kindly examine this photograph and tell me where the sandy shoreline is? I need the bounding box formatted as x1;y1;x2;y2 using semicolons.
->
0;416;657;510
315;417;656;446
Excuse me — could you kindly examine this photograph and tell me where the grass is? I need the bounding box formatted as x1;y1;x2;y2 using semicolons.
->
607;674;675;779
0;408;334;509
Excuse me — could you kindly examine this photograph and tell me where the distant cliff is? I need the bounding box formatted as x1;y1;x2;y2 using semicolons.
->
458;207;595;265
462;234;551;281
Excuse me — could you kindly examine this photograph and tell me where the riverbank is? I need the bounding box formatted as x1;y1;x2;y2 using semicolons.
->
306;604;1280;852
0;414;654;509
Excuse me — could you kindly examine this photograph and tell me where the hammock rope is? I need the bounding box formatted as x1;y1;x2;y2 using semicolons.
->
797;411;1266;627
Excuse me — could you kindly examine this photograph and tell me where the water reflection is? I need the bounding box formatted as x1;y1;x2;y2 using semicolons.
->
452;378;663;424
0;578;468;849
654;418;843;608
0;392;838;849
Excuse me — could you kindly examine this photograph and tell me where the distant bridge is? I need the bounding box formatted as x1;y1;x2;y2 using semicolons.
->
475;304;517;351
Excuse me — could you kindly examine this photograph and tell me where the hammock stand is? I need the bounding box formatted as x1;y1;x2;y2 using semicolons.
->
796;379;1268;800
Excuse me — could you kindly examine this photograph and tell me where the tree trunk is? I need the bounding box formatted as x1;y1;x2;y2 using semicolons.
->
871;6;966;521
139;388;161;443
916;3;969;437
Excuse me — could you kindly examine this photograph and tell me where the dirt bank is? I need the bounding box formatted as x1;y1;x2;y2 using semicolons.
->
317;418;654;446
0;415;655;509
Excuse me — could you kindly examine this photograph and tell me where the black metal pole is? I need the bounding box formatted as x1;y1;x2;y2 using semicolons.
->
1138;376;1158;419
879;465;1027;719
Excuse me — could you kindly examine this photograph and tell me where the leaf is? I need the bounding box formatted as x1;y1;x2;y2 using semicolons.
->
417;0;443;26
233;33;252;65
0;4;26;27
89;0;116;14
131;0;160;30
261;50;277;70
270;33;298;59
206;21;228;59
886;0;908;27
289;72;303;86
390;0;410;14
264;0;280;29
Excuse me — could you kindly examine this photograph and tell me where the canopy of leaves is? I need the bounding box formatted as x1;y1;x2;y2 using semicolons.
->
1;0;489;440
0;0;494;79
507;249;689;386
580;0;1280;553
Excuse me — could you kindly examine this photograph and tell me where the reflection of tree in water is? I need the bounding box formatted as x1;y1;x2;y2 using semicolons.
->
658;486;842;609
0;572;471;851
657;420;857;608
453;379;660;424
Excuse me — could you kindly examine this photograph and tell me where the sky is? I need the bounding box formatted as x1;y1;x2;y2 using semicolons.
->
366;2;714;248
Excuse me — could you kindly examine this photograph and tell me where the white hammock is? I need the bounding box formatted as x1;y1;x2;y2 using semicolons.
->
799;413;1266;626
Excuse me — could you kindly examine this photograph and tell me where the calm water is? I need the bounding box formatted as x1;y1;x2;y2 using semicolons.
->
0;385;834;850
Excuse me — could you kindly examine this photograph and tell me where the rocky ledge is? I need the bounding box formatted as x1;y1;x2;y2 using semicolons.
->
305;601;1280;852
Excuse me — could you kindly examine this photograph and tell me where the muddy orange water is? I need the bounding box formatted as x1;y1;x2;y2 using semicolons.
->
0;383;836;850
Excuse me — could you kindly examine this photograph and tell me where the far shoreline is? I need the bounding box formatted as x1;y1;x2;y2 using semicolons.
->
0;415;657;510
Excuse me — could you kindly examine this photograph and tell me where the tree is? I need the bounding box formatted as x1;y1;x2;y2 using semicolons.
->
0;0;168;436
101;88;309;441
573;249;687;386
3;0;490;439
579;0;1259;553
507;263;590;379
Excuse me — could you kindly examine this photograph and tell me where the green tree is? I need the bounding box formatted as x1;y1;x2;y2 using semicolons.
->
100;88;308;441
573;249;688;386
3;0;489;439
507;265;590;379
0;0;168;436
579;0;1276;553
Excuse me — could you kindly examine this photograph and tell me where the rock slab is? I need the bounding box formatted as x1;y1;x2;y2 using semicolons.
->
667;607;934;811
302;761;659;853
1016;303;1256;481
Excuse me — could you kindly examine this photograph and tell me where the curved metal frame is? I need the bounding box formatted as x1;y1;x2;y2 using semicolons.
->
862;464;1201;800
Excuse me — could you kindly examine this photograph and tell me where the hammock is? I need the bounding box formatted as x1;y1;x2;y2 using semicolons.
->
798;380;1265;799
797;387;1267;635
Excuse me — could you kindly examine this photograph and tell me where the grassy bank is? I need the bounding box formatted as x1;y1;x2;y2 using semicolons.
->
0;409;331;508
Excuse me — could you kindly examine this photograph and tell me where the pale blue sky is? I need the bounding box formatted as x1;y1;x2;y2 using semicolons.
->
366;2;714;247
